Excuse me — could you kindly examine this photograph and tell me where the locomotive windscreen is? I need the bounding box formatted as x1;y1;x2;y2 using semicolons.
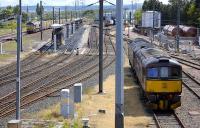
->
147;68;158;78
147;67;181;79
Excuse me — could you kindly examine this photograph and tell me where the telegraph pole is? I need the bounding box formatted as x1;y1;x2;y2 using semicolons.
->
40;0;43;40
27;5;29;22
99;0;103;93
131;0;134;26
75;0;77;19
176;1;180;52
16;0;22;120
59;8;61;24
152;3;155;42
71;11;72;21
53;7;55;24
115;0;124;127
20;1;23;52
65;6;67;22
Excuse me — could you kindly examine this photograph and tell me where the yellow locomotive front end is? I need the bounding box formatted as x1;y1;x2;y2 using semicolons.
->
145;64;182;110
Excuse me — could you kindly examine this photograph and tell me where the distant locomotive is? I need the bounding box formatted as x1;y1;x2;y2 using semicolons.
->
26;21;40;33
128;38;182;110
26;21;52;34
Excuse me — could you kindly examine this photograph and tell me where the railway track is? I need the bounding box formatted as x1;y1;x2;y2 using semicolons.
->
0;28;51;42
153;111;185;128
0;53;71;86
182;72;200;99
0;54;99;115
0;38;80;79
170;55;200;99
0;55;114;118
0;40;53;76
0;25;85;88
171;55;200;70
0;25;116;118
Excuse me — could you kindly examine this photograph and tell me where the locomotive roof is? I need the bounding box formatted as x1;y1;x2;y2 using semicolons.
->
141;48;169;58
129;38;154;52
129;38;180;67
138;48;180;67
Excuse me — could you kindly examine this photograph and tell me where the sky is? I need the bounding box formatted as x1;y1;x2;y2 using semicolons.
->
0;0;169;7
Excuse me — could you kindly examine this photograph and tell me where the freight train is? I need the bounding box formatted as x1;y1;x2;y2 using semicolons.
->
26;21;53;33
128;38;182;110
163;25;197;37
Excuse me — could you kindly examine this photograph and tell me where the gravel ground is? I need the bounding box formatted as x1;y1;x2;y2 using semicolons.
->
176;86;200;128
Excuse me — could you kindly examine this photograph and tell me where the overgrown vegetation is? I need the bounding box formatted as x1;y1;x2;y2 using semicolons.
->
142;0;200;27
134;9;142;26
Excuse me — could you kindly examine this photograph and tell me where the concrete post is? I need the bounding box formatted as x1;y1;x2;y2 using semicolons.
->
82;118;89;128
61;89;74;119
7;120;21;128
74;83;82;103
54;35;57;52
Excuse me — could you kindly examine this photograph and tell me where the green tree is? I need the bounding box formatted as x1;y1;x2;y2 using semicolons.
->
13;5;19;15
36;3;44;16
22;12;28;23
134;9;142;26
2;6;13;18
142;0;200;27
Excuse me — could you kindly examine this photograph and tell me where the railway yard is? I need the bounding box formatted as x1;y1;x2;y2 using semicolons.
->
0;5;200;128
0;20;199;127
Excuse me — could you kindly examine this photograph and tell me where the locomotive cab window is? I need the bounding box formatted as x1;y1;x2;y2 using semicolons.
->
147;68;158;78
160;67;168;78
171;67;181;78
